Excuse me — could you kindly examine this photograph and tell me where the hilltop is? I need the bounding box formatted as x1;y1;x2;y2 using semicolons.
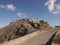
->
0;19;52;43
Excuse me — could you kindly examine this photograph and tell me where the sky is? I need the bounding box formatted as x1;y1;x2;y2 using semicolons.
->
0;0;60;27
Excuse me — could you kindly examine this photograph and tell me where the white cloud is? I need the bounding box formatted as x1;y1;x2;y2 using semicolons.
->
0;5;5;8
17;12;28;18
56;4;60;10
45;0;60;15
45;0;56;12
53;11;60;14
0;4;16;11
6;4;15;11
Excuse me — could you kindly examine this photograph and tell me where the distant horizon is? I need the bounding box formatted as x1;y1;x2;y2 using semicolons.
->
0;0;60;27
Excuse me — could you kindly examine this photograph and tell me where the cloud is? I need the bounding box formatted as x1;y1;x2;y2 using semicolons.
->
0;5;5;8
6;4;15;11
56;4;60;10
45;0;56;12
17;12;28;18
0;4;16;11
0;4;29;19
52;11;60;14
45;0;60;15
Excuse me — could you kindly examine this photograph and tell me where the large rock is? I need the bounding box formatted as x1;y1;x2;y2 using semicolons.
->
0;19;51;44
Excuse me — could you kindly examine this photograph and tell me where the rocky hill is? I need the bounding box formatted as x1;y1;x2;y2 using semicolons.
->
0;19;52;43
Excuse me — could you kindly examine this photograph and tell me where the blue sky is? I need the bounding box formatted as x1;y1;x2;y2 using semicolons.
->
0;0;60;27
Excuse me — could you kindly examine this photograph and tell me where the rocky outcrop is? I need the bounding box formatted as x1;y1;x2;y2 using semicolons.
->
0;19;52;43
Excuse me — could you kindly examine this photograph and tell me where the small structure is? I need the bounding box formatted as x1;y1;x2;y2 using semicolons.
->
55;26;60;30
55;26;60;28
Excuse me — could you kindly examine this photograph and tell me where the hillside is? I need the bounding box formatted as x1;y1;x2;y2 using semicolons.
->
0;19;52;43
